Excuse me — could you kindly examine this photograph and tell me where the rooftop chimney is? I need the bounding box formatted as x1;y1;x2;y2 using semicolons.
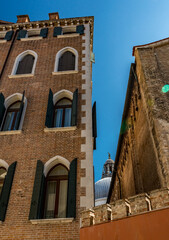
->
17;15;30;23
49;12;59;20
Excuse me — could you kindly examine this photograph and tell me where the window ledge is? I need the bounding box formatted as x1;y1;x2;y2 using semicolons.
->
30;218;74;225
0;130;22;135
44;126;77;132
0;40;7;43
8;74;34;78
21;37;43;41
57;33;79;38
52;70;78;75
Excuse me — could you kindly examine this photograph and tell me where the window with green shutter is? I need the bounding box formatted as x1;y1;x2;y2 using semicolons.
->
29;159;77;220
92;101;97;150
0;162;17;222
45;89;78;128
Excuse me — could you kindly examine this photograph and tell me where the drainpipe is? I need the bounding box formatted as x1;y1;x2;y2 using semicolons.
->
0;28;18;79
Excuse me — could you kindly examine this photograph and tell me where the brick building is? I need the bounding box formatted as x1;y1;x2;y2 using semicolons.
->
0;13;96;239
80;37;169;239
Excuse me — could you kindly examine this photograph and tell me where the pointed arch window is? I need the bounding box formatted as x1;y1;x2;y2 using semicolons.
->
16;54;35;74
11;50;38;76
58;51;75;71
0;167;7;196
44;164;68;218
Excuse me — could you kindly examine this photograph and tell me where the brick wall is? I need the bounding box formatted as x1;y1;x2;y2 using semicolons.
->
110;42;169;201
0;16;94;240
81;187;169;228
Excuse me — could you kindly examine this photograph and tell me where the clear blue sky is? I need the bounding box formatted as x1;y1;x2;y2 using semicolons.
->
1;0;169;181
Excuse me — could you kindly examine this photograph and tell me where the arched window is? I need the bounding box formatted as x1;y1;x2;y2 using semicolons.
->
16;54;35;74
2;101;22;131
44;164;68;218
53;98;72;127
54;47;78;73
0;167;7;196
58;51;75;71
11;50;38;75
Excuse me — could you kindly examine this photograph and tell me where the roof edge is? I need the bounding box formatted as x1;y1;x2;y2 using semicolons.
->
132;36;169;56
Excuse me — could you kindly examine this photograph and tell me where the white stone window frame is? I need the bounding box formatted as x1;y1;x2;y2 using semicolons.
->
0;159;9;171
44;155;70;177
52;47;78;75
0;93;27;134
10;50;38;77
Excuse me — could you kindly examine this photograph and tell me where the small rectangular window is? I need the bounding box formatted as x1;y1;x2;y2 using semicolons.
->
62;27;76;35
27;29;41;38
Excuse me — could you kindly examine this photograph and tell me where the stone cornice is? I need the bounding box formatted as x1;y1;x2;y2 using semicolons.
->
0;16;94;48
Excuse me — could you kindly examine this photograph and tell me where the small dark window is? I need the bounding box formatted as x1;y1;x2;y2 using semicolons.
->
16;54;35;74
53;98;72;128
44;164;68;218
0;167;7;196
2;101;21;131
58;51;75;71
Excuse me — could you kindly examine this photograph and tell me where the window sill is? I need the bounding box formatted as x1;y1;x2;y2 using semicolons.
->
8;74;34;78
0;130;22;135
0;40;7;43
30;218;74;225
52;70;78;75
20;36;43;41
57;33;79;38
44;126;77;132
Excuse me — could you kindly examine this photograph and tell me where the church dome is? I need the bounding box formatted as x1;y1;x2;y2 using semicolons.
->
95;177;111;200
95;153;114;206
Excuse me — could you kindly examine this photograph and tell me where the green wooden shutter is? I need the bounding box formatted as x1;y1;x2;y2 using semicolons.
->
40;28;48;38
53;27;62;37
0;93;5;127
15;91;25;130
45;89;54;128
76;25;84;35
71;89;78;126
4;30;14;41
92;101;97;150
67;158;77;218
0;162;17;221
17;30;27;40
29;160;45;220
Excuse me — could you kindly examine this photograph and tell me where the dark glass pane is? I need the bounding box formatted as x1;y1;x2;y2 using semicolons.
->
16;54;35;74
58;180;68;218
58;51;75;71
54;109;63;127
3;112;15;131
64;108;71;127
44;181;57;218
49;165;68;177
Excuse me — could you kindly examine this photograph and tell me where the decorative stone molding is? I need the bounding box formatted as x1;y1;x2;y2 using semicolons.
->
52;70;78;75
44;155;70;177
0;159;9;170
30;218;73;225
8;74;34;78
0;130;22;136
81;188;169;228
44;126;76;133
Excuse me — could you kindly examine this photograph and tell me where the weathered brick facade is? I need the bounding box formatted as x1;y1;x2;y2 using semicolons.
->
0;13;94;239
108;39;169;201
